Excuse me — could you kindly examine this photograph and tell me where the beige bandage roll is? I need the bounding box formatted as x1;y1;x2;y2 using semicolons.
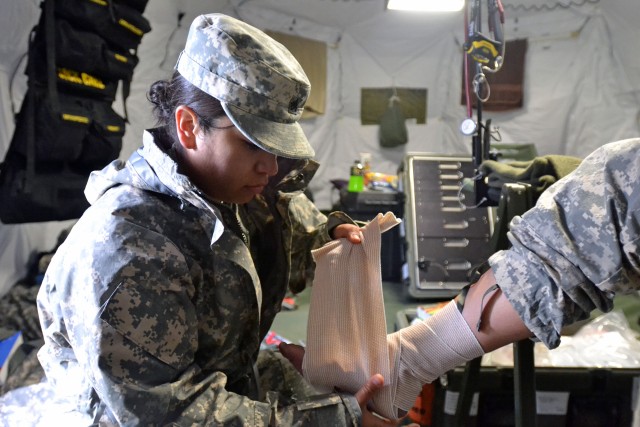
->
303;211;402;419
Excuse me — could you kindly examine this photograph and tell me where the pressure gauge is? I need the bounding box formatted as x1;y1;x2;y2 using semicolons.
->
460;118;477;136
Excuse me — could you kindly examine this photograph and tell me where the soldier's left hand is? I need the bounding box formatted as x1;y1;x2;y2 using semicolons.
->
279;342;304;374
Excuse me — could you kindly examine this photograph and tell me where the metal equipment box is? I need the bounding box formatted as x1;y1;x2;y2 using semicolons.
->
400;154;494;299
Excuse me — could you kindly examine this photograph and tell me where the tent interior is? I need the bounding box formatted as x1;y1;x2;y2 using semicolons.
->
1;0;640;423
1;0;639;303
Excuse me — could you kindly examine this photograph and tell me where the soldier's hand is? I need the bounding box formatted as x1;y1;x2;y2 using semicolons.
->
356;374;416;427
331;223;364;244
279;342;305;374
279;345;416;427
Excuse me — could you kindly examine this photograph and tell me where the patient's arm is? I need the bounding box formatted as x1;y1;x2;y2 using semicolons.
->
460;267;532;353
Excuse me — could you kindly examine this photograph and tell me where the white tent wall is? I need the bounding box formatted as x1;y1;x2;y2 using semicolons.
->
0;0;639;296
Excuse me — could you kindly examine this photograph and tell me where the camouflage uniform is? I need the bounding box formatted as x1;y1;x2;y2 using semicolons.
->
34;128;360;426
489;138;640;349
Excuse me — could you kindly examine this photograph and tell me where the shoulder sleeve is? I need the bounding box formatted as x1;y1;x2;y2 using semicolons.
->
489;138;640;348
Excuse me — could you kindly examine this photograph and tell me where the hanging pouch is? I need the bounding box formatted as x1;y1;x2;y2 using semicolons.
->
379;99;408;148
55;0;152;51
54;19;139;81
72;102;125;172
12;90;91;164
30;6;126;101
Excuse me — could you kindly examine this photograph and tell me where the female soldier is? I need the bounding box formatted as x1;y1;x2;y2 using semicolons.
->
36;13;394;426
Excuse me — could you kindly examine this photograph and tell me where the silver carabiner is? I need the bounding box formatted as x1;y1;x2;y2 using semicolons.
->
473;72;490;103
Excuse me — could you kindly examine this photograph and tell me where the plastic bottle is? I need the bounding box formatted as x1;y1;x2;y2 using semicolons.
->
360;152;372;186
360;152;372;174
347;160;365;192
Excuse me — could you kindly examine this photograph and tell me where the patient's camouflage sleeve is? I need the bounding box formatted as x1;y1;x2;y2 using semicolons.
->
489;138;640;348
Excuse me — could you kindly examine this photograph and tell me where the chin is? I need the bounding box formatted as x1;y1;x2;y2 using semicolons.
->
236;194;257;204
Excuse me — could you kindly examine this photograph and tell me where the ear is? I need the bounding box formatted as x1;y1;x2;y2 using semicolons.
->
175;105;200;150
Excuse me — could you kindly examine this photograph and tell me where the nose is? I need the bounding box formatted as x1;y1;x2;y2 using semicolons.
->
256;151;278;176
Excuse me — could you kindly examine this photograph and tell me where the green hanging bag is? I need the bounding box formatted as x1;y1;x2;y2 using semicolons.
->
378;97;408;148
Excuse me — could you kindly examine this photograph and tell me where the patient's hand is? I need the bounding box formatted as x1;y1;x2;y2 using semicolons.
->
332;223;364;244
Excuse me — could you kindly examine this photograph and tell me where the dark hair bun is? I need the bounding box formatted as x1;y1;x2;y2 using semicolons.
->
147;80;173;125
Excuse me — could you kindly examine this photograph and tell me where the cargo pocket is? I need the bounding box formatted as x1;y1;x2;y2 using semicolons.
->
99;278;196;371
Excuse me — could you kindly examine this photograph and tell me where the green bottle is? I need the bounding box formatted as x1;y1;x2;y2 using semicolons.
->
348;160;365;192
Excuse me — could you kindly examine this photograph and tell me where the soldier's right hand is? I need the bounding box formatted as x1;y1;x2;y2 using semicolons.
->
356;374;418;427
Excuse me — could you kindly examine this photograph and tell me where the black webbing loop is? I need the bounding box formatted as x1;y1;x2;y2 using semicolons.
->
43;0;59;112
24;30;38;194
476;283;499;331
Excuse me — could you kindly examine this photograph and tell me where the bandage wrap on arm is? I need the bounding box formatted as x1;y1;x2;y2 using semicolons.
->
387;300;485;412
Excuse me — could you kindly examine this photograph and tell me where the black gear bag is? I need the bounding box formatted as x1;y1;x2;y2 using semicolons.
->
0;0;149;224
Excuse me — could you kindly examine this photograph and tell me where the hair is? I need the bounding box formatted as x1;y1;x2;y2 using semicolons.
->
147;71;227;143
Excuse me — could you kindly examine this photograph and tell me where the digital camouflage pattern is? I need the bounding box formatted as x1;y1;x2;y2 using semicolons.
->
176;13;314;159
489;138;640;349
0;283;42;343
29;129;360;426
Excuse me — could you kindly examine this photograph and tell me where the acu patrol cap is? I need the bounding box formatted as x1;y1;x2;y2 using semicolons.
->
175;14;315;159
